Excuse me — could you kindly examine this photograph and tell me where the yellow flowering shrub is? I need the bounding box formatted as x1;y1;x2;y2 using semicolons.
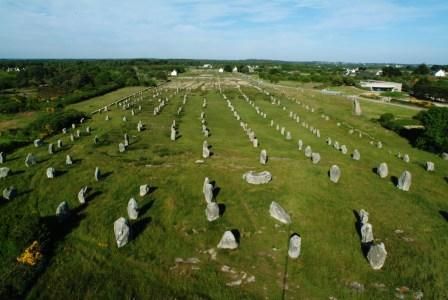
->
17;241;42;266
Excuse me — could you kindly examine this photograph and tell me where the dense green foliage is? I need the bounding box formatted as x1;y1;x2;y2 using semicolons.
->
415;107;448;152
412;78;448;102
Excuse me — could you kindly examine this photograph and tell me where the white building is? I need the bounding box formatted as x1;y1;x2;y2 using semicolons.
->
360;80;402;92
435;69;446;77
218;68;224;73
344;68;358;76
202;64;212;69
232;66;238;73
170;70;178;77
375;70;383;76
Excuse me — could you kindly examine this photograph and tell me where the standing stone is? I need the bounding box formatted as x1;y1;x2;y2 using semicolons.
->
71;123;76;129
56;201;70;222
48;143;54;154
377;141;382;149
2;186;16;200
57;139;63;148
441;152;448;160
62;128;67;134
326;137;332;146
124;134;129;147
403;154;410;163
46;167;55;179
66;155;73;165
203;183;214;204
377;163;388;178
286;131;292;140
139;184;150;197
329;165;341;183
78;186;88;204
0;167;10;179
114;217;130;248
203;177;210;194
105;115;110;121
93;135;99;144
304;146;312;158
76;130;80;138
297;140;303;151
252;138;259;148
25;153;36;167
86;127;91;134
359;209;369;224
70;134;75;142
127;198;139;220
118;143;126;153
205;202;220;222
94;167;101;181
269;201;291;224
397;170;412;191
0;152;4;164
425;161;435;172
202;141;210;158
353;98;362;116
352;149;361;161
217;231;239;249
34;139;42;147
367;243;387;270
260;149;267;165
333;141;340;150
280;127;285;136
361;223;374;243
170;127;176;141
340;145;348;155
311;152;321;164
288;234;301;259
242;171;272;185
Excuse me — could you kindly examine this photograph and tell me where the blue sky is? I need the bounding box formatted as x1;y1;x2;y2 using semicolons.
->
0;0;447;63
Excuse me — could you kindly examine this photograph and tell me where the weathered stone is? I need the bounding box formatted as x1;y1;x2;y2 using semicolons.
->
202;141;210;158
297;139;303;151
377;163;388;178
361;223;374;243
0;167;10;179
425;161;435;172
139;184;150;197
340;145;348;154
118;143;126;153
93;136;99;144
86;127;91;134
62;128;67;134
242;171;272;184
286;131;292;140
0;152;4;164
269;201;291;224
333;141;340;150
78;186;88;204
403;154;410;163
57;139;63;148
94;167;101;181
288;234;301;259
252;138;259;148
377;141;382;149
34;139;42;147
326;137;332;146
48;144;54;154
25;153;36;167
260;149;267;165
70;134;75;142
441;152;448;160
203;183;214;203
66;155;73;165
304;146;312;158
397;170;411;191
76;129;80;138
205;202;220;222
56;201;70;222
359;209;369;224
217;231;238;249
311;152;321;164
46;167;55;179
329;165;341;183
170;127;176;141
352;149;361;161
2;186;16;200
114;217;130;248
367;243;387;270
127;198;139;220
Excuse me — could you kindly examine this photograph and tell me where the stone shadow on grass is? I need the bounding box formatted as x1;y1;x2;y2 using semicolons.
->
439;210;448;222
218;203;226;216
139;199;156;216
86;190;102;202
230;229;240;245
101;171;113;180
131;217;152;241
390;176;398;186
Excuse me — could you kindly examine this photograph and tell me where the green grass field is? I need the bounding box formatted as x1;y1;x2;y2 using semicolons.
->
1;73;447;299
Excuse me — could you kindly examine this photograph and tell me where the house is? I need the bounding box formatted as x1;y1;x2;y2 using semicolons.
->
232;66;238;73
202;64;212;69
435;69;446;77
360;80;402;92
375;70;383;76
170;70;178;77
344;68;358;76
218;68;224;73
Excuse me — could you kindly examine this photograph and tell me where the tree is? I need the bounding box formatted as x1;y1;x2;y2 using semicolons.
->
382;66;402;77
223;65;232;72
414;107;448;152
413;64;430;75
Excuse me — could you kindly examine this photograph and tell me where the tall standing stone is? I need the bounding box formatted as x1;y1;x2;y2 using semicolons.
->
48;143;54;154
94;167;101;181
114;217;130;248
329;165;341;183
353;98;362;116
397;170;412;191
202;141;210;158
426;161;435;172
66;155;73;165
297;140;303;151
56;201;70;222
170;126;176;141
0;152;4;164
57;139;63;148
360;223;374;243
203;183;214;204
78;186;88;204
127;198;139;220
205;202;220;222
46;167;55;179
260;149;267;165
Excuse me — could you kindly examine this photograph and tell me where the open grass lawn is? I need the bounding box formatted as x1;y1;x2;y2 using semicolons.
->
1;73;447;299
